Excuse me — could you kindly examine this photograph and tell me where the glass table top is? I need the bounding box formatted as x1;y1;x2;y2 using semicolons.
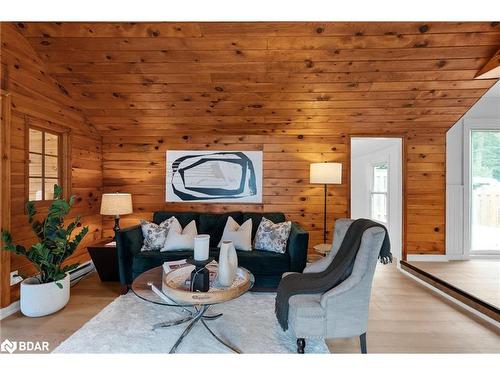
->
131;265;254;307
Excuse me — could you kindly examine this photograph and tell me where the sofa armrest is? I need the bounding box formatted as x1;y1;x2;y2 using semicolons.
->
287;222;309;272
115;225;143;287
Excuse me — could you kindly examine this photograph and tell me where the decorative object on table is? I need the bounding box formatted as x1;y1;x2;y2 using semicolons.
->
193;234;210;261
275;218;391;354
1;185;88;317
140;216;176;252
218;217;252;251
100;192;133;233
87;238;120;282
253;217;292;254
218;240;238;287
162;259;189;273
187;257;213;292
166;150;263;203
161;218;198;251
309;162;342;243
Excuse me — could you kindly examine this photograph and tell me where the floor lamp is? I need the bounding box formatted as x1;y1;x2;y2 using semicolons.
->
310;162;342;244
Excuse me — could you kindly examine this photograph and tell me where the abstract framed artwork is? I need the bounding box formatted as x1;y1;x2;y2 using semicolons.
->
166;150;263;203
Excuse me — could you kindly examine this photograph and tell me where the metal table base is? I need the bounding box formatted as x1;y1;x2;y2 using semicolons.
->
152;305;241;354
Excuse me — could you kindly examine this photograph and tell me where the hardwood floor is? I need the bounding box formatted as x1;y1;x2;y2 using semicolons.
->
407;260;500;309
0;264;498;353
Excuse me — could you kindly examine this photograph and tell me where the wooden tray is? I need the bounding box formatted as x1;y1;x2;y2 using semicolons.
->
162;265;251;305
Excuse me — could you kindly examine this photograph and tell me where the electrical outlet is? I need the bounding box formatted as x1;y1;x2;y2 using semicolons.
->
10;271;22;286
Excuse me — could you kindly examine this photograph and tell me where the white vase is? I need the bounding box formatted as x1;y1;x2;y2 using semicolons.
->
218;240;238;287
20;273;70;317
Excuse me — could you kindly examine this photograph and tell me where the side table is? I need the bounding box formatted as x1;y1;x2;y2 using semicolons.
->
87;238;120;282
313;243;332;257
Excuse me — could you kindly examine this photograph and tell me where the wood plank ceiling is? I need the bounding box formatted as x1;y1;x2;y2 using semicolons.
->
12;22;500;135
7;22;500;254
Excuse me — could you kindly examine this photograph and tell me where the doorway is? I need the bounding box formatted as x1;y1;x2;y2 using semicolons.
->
350;137;403;260
465;125;500;256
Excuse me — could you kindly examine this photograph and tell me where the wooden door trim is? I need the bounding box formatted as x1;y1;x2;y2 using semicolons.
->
347;134;408;261
1;90;12;308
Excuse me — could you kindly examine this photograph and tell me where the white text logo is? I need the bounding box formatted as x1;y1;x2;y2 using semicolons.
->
0;339;49;353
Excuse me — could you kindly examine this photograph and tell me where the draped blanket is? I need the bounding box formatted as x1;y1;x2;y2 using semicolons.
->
275;219;391;331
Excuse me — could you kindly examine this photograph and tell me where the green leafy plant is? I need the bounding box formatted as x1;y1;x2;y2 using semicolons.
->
1;185;88;288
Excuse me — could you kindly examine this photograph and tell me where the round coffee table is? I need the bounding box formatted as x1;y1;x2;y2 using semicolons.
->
132;265;254;353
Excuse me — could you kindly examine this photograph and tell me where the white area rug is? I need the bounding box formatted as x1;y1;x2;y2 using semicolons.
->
54;292;329;354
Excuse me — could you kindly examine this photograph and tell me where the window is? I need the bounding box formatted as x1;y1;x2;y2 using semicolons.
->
470;130;500;252
28;126;62;201
370;163;388;223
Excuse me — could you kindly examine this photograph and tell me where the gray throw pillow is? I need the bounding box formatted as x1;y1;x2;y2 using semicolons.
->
253;217;291;254
140;217;175;252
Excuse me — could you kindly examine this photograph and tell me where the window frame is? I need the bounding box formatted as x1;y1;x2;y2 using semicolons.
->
25;116;71;206
370;162;389;224
463;119;500;258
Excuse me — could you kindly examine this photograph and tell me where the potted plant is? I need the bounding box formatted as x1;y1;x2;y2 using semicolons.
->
1;185;88;317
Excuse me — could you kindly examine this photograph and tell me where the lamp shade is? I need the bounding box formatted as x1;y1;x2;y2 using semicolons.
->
310;163;342;184
100;193;133;216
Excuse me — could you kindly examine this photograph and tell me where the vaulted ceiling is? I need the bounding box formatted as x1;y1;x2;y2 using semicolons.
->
13;22;500;135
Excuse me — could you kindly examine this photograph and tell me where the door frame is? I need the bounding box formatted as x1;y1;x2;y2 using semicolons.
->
348;134;407;261
463;119;500;258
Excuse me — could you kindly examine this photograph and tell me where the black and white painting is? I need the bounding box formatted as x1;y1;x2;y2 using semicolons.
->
166;150;263;203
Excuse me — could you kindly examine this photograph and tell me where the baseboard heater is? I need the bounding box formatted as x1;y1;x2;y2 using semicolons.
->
400;260;500;324
69;261;95;285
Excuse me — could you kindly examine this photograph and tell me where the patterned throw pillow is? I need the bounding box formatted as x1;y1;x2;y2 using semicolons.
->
140;217;175;252
253;217;292;254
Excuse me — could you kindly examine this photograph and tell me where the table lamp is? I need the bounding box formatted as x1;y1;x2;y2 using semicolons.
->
310;162;342;244
100;193;133;233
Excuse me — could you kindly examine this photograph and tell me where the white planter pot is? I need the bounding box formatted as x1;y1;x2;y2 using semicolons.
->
20;273;70;317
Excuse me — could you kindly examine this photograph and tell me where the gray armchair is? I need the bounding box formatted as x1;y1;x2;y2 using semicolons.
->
286;219;386;354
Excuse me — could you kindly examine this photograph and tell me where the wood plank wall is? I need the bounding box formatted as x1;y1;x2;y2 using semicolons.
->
0;23;102;307
2;22;499;307
102;125;447;256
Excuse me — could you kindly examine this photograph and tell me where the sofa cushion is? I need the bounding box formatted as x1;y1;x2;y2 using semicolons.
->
153;212;199;227
242;212;286;239
234;249;290;276
198;212;243;247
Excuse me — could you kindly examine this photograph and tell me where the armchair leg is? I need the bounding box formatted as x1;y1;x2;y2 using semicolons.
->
297;338;306;354
359;333;367;354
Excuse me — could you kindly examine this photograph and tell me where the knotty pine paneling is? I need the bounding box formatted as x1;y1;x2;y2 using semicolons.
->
101;134;349;248
1;23;103;307
4;22;499;289
101;127;447;258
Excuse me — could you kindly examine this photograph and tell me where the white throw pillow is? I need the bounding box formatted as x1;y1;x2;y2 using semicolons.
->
140;217;175;252
161;218;198;252
218;217;252;251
